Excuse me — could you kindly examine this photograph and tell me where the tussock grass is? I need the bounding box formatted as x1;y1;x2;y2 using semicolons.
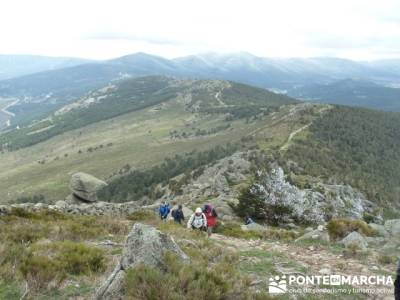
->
125;252;272;300
327;218;377;240
215;222;297;241
0;209;130;297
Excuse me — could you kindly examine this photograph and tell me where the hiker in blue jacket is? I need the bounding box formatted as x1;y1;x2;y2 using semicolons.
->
159;200;170;220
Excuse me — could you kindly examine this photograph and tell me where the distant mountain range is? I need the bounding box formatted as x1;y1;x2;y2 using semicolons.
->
1;52;400;125
290;78;400;111
0;55;91;80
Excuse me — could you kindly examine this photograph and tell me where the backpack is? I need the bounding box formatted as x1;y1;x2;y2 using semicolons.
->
159;204;169;216
204;204;218;218
171;209;176;218
191;214;206;228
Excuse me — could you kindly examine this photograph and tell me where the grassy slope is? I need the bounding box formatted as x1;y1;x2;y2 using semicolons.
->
0;77;305;203
0;94;310;203
1;209;394;299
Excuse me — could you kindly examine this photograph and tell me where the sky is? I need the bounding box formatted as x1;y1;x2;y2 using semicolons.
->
0;0;399;60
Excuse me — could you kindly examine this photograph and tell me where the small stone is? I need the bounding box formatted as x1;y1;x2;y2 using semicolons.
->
319;268;331;275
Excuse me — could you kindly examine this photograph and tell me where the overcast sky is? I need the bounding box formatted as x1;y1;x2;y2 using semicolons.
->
1;0;399;60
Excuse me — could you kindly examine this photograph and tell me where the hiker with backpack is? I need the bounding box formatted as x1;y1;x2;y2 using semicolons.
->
171;204;185;224
159;200;170;221
245;215;255;225
203;204;218;236
187;207;207;231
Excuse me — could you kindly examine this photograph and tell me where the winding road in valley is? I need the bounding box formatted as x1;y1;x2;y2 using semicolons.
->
0;99;19;127
1;99;19;117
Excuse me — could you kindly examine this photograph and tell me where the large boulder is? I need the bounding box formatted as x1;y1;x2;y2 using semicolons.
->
384;219;400;236
69;172;107;202
95;223;189;300
339;231;368;251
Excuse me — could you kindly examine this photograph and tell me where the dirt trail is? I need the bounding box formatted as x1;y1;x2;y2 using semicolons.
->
214;91;227;107
210;234;394;299
280;123;311;151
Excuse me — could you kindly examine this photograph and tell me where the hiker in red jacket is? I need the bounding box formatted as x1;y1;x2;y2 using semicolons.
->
203;204;218;236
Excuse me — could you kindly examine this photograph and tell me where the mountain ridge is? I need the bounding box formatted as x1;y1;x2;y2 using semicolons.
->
1;51;400;128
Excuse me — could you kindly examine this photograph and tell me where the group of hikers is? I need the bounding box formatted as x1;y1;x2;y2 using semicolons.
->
159;202;400;299
158;201;218;236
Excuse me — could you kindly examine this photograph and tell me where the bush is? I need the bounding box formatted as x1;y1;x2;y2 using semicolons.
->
327;219;377;240
20;255;63;291
377;254;397;265
214;222;297;241
215;223;262;240
125;252;264;300
53;241;106;275
15;194;46;204
20;242;105;291
233;188;294;225
127;210;157;222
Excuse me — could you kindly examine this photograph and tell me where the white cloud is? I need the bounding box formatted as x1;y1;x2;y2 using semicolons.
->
0;0;399;60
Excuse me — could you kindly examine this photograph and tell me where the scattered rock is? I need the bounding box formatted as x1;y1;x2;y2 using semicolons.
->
95;223;188;300
365;236;385;245
339;231;368;251
55;200;68;209
295;229;330;244
283;223;297;230
369;223;389;237
2;201;141;217
384;219;400;236
305;227;313;232
69;172;107;203
318;268;332;275
241;223;266;232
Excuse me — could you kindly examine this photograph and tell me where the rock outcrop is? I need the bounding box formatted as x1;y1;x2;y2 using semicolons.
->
250;167;376;224
0;201;159;217
69;172;107;203
95;223;189;300
164;152;251;221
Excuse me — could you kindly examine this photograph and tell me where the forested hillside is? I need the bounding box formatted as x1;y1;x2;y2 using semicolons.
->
282;106;400;207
